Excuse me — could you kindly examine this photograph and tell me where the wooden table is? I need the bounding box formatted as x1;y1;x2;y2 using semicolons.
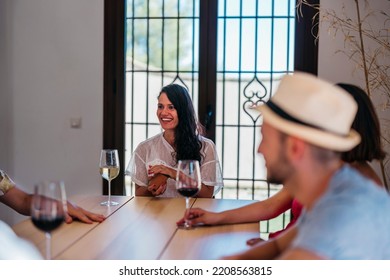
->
12;195;260;260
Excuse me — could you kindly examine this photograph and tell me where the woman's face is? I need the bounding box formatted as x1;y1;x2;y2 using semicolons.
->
157;92;179;131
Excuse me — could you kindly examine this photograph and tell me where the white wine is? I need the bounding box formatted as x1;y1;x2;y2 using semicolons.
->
99;149;120;206
100;166;119;181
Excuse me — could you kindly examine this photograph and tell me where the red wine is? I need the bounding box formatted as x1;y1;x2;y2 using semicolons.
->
177;188;199;197
32;216;64;232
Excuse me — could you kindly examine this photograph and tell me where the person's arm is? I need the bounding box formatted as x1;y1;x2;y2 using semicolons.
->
221;225;297;260
135;184;154;196
177;187;293;226
277;247;324;260
0;187;31;215
0;186;105;224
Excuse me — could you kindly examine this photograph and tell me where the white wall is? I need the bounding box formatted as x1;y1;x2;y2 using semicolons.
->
317;0;390;182
0;0;104;225
0;0;12;174
318;0;387;84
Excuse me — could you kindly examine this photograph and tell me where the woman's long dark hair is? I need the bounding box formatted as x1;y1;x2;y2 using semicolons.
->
159;84;204;162
337;83;386;162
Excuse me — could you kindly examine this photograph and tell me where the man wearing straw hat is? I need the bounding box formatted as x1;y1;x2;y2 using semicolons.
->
224;72;390;260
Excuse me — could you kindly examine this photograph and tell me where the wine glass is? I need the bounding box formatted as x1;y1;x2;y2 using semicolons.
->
99;149;120;206
31;181;67;260
176;160;201;229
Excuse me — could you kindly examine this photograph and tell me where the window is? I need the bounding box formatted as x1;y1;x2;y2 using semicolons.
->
104;0;318;235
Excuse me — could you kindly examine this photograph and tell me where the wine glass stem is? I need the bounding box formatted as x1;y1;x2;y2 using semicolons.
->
45;232;51;260
185;197;190;228
107;179;112;204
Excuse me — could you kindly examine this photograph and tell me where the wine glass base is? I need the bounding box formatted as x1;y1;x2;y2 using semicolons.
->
100;201;119;206
177;223;196;230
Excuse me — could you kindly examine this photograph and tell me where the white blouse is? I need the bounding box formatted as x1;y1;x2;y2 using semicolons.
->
126;133;223;197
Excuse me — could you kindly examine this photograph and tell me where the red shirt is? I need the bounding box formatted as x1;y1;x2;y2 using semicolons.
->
268;199;303;239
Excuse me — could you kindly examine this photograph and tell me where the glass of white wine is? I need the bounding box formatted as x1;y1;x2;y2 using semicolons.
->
99;149;120;206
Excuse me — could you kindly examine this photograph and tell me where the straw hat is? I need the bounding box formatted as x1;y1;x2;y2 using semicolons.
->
254;72;361;152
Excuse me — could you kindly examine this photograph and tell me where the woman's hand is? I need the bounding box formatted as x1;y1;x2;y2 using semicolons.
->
146;164;175;196
147;174;168;196
148;164;175;179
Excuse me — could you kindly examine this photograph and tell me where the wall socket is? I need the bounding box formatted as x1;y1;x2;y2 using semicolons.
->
70;117;82;129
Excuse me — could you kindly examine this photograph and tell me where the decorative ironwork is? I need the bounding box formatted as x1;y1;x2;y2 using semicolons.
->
242;76;268;123
171;75;189;91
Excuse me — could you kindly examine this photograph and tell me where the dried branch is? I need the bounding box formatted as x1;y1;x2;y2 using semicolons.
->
297;0;390;188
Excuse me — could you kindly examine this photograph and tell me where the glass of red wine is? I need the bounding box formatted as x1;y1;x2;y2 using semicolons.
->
31;181;67;260
176;160;201;229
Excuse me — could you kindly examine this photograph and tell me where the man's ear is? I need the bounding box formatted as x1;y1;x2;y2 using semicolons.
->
286;136;306;162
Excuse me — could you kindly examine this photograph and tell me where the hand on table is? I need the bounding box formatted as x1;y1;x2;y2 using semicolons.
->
65;202;106;224
246;237;265;246
176;207;220;226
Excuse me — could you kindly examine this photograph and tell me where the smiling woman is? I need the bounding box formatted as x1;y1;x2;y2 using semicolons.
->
157;92;179;136
126;84;223;198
